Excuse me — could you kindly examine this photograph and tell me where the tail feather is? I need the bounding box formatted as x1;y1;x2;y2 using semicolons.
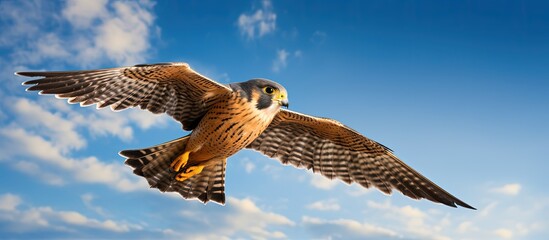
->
122;137;186;177
120;136;227;204
164;159;226;204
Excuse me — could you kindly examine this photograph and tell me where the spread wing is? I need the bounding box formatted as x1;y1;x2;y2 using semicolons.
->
247;109;475;209
17;62;231;130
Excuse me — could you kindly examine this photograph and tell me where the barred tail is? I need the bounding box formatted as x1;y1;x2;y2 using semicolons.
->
120;136;227;204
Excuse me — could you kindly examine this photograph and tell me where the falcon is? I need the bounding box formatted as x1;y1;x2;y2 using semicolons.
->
17;62;475;209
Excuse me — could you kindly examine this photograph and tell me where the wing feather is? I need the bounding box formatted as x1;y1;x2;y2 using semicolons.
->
247;109;475;209
18;62;231;130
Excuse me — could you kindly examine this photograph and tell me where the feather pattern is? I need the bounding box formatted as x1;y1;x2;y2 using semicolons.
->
18;63;473;209
247;109;475;209
18;62;231;131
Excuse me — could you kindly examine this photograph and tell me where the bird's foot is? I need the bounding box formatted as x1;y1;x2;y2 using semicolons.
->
170;151;190;172
175;165;205;182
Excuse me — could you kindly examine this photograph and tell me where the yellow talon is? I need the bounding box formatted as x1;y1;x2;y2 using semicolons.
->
175;165;205;182
170;151;190;172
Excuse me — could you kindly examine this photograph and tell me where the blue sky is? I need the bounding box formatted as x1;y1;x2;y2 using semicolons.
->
0;0;548;239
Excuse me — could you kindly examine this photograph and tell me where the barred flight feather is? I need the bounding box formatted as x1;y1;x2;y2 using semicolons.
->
18;62;231;131
18;62;473;209
247;109;475;209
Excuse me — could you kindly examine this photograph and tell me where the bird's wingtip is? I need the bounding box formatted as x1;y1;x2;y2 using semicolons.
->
462;204;477;210
456;201;476;210
14;71;31;76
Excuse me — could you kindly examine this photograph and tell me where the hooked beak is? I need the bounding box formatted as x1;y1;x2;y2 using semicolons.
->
280;99;289;108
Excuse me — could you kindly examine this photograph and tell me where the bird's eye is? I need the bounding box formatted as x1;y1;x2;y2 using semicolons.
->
263;86;275;94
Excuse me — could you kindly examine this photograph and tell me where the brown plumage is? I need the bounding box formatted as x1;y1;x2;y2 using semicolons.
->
17;62;475;209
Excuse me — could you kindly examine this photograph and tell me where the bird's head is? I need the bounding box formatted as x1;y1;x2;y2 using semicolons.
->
231;79;289;111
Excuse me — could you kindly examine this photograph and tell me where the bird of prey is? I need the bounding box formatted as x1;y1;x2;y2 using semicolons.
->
17;62;475;209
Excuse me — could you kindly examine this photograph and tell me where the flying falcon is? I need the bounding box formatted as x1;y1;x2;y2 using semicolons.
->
17;62;475;209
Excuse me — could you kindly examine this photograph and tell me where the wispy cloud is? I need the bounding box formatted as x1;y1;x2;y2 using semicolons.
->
494;228;513;239
492;183;521;196
85;0;156;65
240;158;256;173
457;221;477;233
272;49;289;72
237;0;276;40
224;197;295;238
310;30;327;45
0;0;46;47
174;197;295;239
271;49;302;72
0;193;143;234
0;97;168;192
62;0;109;28
1;0;157;67
0;0;165;197
365;200;452;240
12;161;65;186
0;193;21;212
309;172;339;190
306;199;340;211
81;193;108;217
359;194;548;240
9;98;85;152
346;184;374;196
0;126;148;192
302;216;400;239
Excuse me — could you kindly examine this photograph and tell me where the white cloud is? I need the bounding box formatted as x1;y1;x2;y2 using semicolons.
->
240;157;256;173
237;0;276;40
1;1;164;194
223;197;295;239
87;109;134;141
62;100;165;141
302;216;399;239
494;228;513;239
306;199;341;211
81;193;108;217
10;98;85;152
272;49;289;72
309;172;338;190
346;184;374;196
492;183;521;196
2;0;157;67
0;193;142;234
271;49;302;72
245;162;256;173
91;0;156;65
180;197;294;239
126;108;169;130
311;30;327;45
33;34;72;60
7;96;167;146
261;162;284;179
12;161;65;186
62;0;109;28
0;125;148;192
1;96;172;192
0;0;164;197
426;198;549;239
0;193;22;211
457;221;477;233
366;200;451;240
0;0;45;46
480;202;498;217
0;127;74;168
